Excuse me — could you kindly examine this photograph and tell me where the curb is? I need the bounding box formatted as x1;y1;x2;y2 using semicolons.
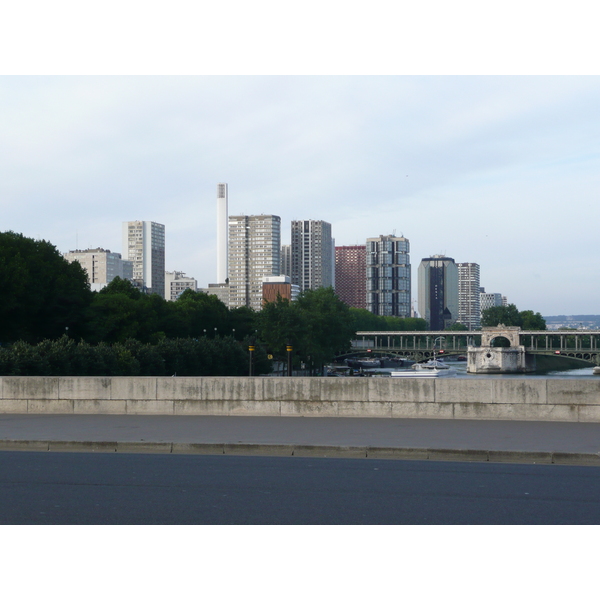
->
1;439;600;466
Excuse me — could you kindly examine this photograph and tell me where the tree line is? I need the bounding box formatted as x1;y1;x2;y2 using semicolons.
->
0;231;426;376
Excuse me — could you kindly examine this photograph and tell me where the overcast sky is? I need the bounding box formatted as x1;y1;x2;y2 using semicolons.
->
2;6;599;317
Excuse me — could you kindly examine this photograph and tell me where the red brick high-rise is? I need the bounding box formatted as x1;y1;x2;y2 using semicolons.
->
335;245;366;310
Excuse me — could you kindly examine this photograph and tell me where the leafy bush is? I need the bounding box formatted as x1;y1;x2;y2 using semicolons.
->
0;336;269;377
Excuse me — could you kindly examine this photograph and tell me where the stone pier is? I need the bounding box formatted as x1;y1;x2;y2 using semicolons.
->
467;326;536;374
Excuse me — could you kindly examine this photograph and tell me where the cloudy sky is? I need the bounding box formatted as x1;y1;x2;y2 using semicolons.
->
2;7;599;317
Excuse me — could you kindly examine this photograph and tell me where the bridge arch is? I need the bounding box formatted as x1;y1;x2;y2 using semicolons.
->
481;326;521;347
490;336;512;348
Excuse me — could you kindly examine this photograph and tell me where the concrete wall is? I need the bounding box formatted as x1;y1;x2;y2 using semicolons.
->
1;376;600;422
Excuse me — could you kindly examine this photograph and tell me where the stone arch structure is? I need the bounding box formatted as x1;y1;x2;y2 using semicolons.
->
468;326;535;373
480;326;521;347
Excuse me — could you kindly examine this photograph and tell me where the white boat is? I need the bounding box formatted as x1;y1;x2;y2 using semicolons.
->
392;337;456;377
412;358;449;370
391;367;456;378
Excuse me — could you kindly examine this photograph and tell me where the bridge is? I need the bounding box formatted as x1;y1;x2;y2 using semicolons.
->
347;329;600;365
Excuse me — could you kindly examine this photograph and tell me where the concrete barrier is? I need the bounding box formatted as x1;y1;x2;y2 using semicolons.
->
1;376;600;422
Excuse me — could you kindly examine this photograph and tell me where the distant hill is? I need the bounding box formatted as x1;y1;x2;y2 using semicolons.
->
543;315;600;330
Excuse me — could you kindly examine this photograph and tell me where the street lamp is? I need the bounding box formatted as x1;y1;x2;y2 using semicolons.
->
248;342;255;376
285;344;294;377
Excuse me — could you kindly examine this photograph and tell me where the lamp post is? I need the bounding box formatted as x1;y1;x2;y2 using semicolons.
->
286;344;293;377
248;343;255;376
433;336;445;360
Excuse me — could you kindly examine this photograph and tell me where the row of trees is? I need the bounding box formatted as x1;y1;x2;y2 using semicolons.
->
0;335;270;377
84;278;257;344
0;231;407;341
348;308;426;332
0;231;547;376
0;280;419;376
480;304;546;330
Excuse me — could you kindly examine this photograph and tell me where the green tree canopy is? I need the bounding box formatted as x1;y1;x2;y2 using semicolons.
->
349;308;385;331
520;310;547;330
173;289;230;338
87;277;170;344
255;295;306;359
295;288;354;370
0;231;92;343
481;304;546;330
480;304;522;327
228;306;257;340
257;288;356;370
86;286;234;343
99;276;143;299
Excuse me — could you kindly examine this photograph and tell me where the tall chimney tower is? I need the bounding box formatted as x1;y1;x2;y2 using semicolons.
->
216;183;228;284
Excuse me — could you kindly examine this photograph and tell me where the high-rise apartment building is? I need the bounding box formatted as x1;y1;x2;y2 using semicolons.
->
480;288;506;317
198;283;230;305
228;214;281;310
291;220;334;292
418;255;458;330
122;221;165;297
335;245;366;310
366;235;411;317
165;271;197;301
280;244;292;279
63;248;133;292
457;262;481;330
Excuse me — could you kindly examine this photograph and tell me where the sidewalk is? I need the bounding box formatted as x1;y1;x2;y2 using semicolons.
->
1;414;600;465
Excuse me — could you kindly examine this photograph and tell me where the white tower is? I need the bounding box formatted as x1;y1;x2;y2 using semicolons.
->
217;183;228;283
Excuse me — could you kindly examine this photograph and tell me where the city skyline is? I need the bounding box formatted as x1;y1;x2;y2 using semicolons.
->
2;77;599;315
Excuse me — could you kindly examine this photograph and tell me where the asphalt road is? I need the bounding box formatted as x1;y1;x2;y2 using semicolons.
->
2;451;600;524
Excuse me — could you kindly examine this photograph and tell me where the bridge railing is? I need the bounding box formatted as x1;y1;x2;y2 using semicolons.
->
352;331;477;354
